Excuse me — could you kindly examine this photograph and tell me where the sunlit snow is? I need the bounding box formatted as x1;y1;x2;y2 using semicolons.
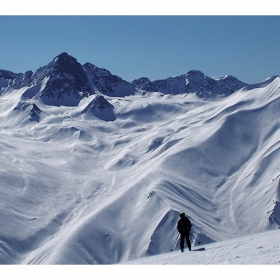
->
0;66;280;265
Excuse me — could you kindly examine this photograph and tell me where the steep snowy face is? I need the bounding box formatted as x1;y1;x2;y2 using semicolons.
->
133;70;248;97
83;62;135;97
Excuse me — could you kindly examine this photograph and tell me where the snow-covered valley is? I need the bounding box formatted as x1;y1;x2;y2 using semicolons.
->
0;53;280;265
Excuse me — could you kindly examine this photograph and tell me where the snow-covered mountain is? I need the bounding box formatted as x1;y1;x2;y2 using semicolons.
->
0;52;280;265
132;70;248;97
83;62;135;97
0;52;135;108
1;53;92;106
0;52;247;108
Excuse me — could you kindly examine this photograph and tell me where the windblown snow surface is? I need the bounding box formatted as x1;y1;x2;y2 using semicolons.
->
1;74;280;272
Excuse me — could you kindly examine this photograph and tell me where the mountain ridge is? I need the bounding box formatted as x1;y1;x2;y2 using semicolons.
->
132;70;248;97
0;52;248;107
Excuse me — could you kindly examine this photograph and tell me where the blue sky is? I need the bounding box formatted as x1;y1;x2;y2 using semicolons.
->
1;5;280;84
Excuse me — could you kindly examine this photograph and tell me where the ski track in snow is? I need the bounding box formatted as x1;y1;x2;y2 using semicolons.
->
1;76;280;264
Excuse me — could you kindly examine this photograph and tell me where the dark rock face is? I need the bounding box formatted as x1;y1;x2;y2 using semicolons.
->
0;70;19;80
132;77;158;93
1;53;94;106
37;52;93;106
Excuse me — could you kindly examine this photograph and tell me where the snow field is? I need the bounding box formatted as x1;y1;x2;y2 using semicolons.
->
1;76;280;264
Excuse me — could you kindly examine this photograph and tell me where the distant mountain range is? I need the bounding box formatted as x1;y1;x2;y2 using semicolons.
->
0;52;248;107
132;71;247;97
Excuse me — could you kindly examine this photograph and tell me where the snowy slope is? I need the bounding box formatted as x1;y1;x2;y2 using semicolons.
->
0;54;280;264
124;229;280;264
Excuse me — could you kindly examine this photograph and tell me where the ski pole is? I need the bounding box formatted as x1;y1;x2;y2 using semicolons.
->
190;232;200;244
171;233;180;251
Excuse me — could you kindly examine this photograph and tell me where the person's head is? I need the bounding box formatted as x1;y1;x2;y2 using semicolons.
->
179;212;186;218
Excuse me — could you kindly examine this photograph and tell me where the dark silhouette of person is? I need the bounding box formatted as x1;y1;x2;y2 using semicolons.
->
177;212;192;252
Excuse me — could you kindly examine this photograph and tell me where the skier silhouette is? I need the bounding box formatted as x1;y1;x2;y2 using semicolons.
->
177;212;192;252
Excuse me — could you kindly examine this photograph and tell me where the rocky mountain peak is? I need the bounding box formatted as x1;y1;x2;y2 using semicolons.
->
51;52;83;76
185;70;206;83
35;52;93;106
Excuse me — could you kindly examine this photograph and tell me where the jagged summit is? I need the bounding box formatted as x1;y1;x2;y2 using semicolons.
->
36;52;93;106
50;52;87;80
132;70;248;97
